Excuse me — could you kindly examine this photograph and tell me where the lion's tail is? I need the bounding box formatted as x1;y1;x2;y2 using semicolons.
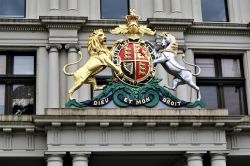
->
63;51;83;76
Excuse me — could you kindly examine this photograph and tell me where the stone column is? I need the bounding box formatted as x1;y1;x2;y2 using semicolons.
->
65;44;80;101
36;47;48;114
171;0;182;17
185;49;197;102
191;0;202;22
68;0;77;10
67;0;78;15
176;50;188;101
187;153;203;166
243;51;250;114
47;154;63;166
49;0;60;15
211;154;226;166
153;0;165;18
72;154;89;166
46;44;62;108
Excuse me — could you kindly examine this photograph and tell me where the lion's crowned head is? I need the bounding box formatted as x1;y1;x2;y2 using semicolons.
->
87;29;108;55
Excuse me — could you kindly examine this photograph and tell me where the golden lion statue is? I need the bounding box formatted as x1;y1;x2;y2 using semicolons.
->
63;29;123;100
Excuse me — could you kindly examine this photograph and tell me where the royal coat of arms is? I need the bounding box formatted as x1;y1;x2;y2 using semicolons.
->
113;39;155;87
64;9;205;108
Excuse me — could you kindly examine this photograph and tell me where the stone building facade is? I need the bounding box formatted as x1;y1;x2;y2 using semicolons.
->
0;0;250;166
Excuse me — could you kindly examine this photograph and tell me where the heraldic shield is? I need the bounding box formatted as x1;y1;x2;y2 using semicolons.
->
64;9;205;109
113;39;155;87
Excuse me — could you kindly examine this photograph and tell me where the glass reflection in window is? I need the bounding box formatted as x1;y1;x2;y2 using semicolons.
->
0;0;25;17
101;0;129;19
0;85;5;114
224;86;244;115
13;56;34;75
195;58;215;77
201;0;228;22
12;85;34;115
200;86;218;109
221;59;241;77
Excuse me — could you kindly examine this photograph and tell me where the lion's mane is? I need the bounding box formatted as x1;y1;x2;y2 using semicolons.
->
87;29;109;56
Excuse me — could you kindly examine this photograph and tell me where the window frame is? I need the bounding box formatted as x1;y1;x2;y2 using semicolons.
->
100;0;130;19
201;0;229;22
0;51;36;115
195;54;247;115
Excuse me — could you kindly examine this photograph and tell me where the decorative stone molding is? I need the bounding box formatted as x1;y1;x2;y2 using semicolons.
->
148;18;193;31
0;18;46;31
187;22;250;35
40;16;87;30
186;28;250;35
65;43;81;50
46;44;63;50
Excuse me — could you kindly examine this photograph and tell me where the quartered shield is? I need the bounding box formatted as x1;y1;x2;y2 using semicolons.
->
113;39;156;87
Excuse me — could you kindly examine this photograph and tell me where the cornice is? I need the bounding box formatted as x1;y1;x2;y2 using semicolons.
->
0;17;248;36
187;22;250;35
40;16;87;30
147;18;194;31
0;18;46;31
31;108;243;128
81;20;148;32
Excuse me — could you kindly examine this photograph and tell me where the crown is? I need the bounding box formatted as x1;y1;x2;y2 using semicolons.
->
125;9;141;23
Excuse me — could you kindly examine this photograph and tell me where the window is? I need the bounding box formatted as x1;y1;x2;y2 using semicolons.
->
201;0;229;22
195;55;247;115
0;52;35;115
0;0;26;17
100;0;129;19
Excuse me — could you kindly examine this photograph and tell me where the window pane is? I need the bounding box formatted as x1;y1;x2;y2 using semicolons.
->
13;56;34;75
0;85;5;114
200;86;218;109
224;86;243;115
0;55;6;74
12;85;34;115
221;59;241;77
0;0;25;17
195;58;215;77
101;0;128;19
201;0;228;22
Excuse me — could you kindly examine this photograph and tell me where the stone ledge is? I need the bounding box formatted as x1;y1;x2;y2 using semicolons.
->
0;115;32;122
45;108;228;116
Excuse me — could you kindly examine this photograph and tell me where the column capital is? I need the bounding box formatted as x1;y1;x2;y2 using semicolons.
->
45;153;64;162
71;152;91;166
65;43;80;50
210;152;227;166
46;44;62;50
210;153;226;161
186;153;203;161
210;150;229;155
71;152;91;156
